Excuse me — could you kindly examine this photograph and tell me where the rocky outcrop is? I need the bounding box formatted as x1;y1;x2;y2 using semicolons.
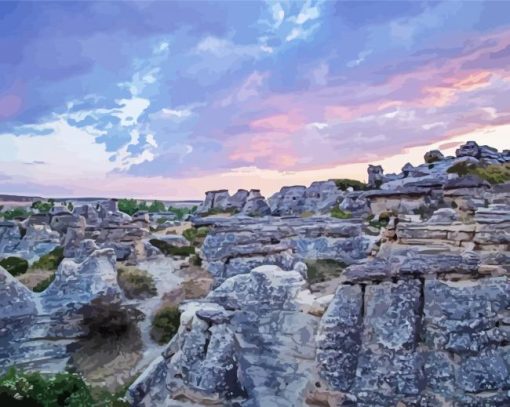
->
128;265;321;406
367;164;384;188
197;190;231;214
195;215;376;285
268;181;342;215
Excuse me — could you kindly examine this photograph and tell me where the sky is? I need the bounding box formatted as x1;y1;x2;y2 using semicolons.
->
0;0;509;200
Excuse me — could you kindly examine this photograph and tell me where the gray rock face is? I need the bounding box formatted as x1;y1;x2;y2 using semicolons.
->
0;266;37;319
73;204;100;225
128;265;320;406
0;221;60;263
197;189;231;214
227;189;249;211
456;140;481;158
41;247;122;311
0;221;22;254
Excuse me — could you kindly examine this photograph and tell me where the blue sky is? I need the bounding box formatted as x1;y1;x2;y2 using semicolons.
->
1;1;510;199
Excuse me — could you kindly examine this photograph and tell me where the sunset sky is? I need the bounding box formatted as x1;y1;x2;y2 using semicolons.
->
1;1;509;199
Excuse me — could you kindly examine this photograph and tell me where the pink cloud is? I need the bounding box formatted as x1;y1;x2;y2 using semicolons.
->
250;112;304;132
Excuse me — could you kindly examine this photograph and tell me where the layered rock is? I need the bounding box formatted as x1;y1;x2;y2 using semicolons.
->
195;215;376;285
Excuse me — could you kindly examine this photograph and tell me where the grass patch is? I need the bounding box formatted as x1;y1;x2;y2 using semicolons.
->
117;267;157;299
149;239;195;257
333;178;366;191
305;259;347;284
150;306;181;345
330;207;352;219
32;273;56;293
0;256;28;276
447;162;510;184
31;247;64;271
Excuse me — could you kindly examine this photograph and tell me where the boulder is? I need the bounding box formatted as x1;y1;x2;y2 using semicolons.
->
424;149;444;163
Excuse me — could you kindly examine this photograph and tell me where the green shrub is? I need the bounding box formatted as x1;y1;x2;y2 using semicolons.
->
117;199;139;216
150;306;181;345
0;256;28;276
305;259;347;284
333;178;366;191
1;208;31;220
330;207;352;219
0;368;94;407
182;227;209;245
31;201;53;213
117;267;157;299
33;273;56;293
149;239;195;257
31;247;64;271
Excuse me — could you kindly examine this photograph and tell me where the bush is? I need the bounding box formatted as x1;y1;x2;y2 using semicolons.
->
149;239;195;257
32;273;56;293
31;247;64;271
330;207;352;219
182;227;209;245
305;259;347;284
0;256;29;276
148;200;165;213
0;368;94;407
333;178;366;191
1;208;31;220
31;201;53;213
151;306;181;345
117;199;139;216
117;267;157;299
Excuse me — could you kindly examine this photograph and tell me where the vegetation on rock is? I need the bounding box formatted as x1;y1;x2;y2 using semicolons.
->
0;368;129;407
333;178;367;191
32;273;56;293
0;256;29;276
31;247;64;271
31;200;54;213
447;162;510;184
0;207;31;221
117;266;157;299
330;207;352;219
182;226;209;246
149;239;195;257
305;259;347;284
150;306;181;345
